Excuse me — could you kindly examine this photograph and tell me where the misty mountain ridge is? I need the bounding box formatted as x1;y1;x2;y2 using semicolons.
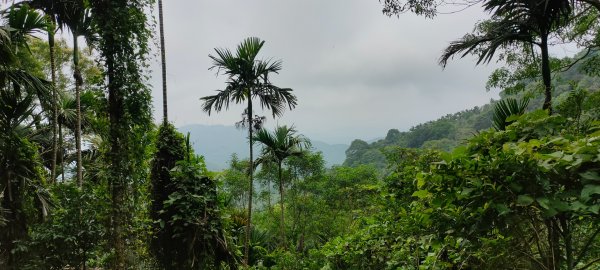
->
178;124;349;171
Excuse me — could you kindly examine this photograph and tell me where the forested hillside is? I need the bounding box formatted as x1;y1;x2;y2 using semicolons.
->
345;51;600;169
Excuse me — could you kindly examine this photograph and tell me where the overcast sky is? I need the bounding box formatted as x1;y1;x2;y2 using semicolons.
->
148;0;501;144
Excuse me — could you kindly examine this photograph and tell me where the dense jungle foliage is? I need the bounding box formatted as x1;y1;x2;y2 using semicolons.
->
0;0;599;269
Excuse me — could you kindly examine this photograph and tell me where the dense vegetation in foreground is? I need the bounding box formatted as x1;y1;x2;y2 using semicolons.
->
0;0;599;269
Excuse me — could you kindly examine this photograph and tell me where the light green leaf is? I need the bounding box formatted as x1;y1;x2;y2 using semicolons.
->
548;151;564;158
417;174;426;189
412;190;430;199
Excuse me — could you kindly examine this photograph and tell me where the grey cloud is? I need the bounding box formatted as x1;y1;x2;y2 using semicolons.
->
149;0;499;144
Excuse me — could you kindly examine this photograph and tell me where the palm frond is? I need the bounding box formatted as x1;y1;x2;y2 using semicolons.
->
57;90;77;127
440;19;534;67
254;85;297;117
0;26;15;67
6;4;47;47
493;97;530;131
200;87;236;115
0;85;36;134
209;47;237;74
485;0;572;29
237;36;264;63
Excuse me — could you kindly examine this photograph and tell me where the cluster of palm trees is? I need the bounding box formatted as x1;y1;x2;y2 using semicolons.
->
201;37;307;264
0;3;53;267
0;1;102;267
9;0;95;185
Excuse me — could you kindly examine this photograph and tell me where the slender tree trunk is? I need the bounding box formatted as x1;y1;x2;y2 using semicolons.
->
59;122;64;182
245;98;254;266
49;26;58;185
1;171;26;270
107;51;126;270
560;215;573;270
540;33;553;114
268;178;272;211
278;161;286;249
545;218;561;270
73;34;83;187
158;0;168;123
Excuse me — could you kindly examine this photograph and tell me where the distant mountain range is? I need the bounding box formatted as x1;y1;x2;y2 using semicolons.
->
178;124;349;171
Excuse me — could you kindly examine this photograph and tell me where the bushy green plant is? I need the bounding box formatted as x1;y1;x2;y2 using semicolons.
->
320;110;600;269
157;140;238;269
21;183;105;270
149;122;186;268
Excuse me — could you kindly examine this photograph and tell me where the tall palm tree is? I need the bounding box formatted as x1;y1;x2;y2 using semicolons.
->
439;0;572;113
58;0;94;186
201;37;297;265
20;0;62;183
158;0;168;123
254;125;310;249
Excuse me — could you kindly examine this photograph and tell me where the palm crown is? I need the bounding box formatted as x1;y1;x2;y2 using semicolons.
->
254;125;311;165
201;37;297;117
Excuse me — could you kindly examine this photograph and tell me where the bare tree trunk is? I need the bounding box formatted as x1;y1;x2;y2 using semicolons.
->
545;218;561;270
59;122;65;182
559;215;573;270
49;26;58;185
540;33;553;114
278;161;286;249
158;0;168;123
107;51;127;270
268;178;272;211
73;34;83;187
244;98;254;266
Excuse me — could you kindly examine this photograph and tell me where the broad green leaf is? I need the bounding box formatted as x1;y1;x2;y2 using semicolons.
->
580;171;600;181
542;207;558;217
581;185;600;201
460;187;474;196
537;197;551;209
494;203;510;216
412;190;430;199
516;195;534;206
